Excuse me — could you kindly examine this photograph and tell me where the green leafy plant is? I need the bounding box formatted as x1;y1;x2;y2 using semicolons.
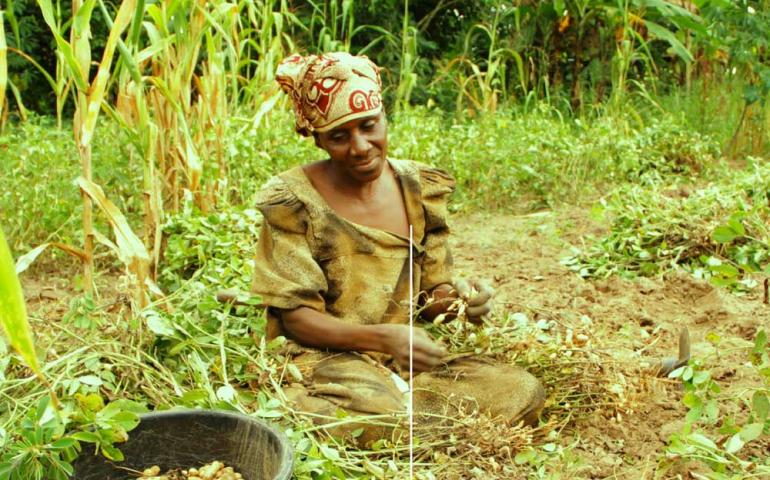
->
0;397;78;480
565;158;770;288
0;395;146;480
663;330;770;477
62;295;104;331
66;396;147;461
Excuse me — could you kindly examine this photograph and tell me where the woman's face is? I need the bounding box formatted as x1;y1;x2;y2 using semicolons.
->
314;111;388;184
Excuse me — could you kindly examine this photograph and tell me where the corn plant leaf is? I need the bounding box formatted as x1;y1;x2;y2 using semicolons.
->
144;4;165;36
35;0;89;91
6;78;27;120
137;36;176;63
177;114;202;187
242;89;282;134
142;19;163;45
3;1;19;43
71;3;95;69
71;0;97;36
76;177;150;265
95;0;141;85
6;47;58;93
15;242;88;275
92;230;121;258
14;243;51;274
0;227;42;375
127;0;146;45
81;0;137;146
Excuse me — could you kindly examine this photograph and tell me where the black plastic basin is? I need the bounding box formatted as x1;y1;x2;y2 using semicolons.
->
73;410;293;480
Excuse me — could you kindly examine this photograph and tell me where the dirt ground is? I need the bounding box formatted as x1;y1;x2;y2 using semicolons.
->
18;208;770;479
450;209;770;479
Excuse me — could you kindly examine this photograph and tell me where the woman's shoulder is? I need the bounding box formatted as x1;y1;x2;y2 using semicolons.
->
255;170;299;206
254;167;310;232
391;158;456;197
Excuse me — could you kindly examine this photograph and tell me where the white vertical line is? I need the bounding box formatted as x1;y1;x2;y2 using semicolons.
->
409;224;414;478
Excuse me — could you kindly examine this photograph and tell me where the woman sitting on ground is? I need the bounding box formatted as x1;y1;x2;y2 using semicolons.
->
251;52;545;445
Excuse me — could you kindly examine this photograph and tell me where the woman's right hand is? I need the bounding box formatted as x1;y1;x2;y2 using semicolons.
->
379;324;446;372
281;308;446;371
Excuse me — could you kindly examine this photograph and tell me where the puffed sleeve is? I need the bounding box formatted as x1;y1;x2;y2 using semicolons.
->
418;164;456;292
251;176;328;312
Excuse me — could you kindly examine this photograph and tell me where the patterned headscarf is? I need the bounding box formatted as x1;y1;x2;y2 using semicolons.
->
276;52;383;136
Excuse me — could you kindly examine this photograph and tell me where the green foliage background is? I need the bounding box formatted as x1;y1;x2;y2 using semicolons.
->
1;1;770;479
4;1;770;114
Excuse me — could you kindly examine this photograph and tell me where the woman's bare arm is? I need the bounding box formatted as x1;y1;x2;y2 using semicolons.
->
280;307;446;371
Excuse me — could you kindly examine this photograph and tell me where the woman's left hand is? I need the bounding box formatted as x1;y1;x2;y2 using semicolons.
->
454;278;495;323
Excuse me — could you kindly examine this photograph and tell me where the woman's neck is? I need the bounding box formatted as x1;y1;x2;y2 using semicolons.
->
323;160;388;202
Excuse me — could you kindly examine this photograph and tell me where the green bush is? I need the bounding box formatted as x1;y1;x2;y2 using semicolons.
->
160;204;260;293
0;117;140;256
1;106;720;265
388;106;718;211
564;157;770;289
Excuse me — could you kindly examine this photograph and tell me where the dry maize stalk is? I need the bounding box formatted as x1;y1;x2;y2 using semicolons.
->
77;177;153;308
36;0;137;293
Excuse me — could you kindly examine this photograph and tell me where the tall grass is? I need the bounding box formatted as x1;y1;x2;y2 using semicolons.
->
308;0;355;52
0;9;7;131
237;0;297;112
660;76;770;159
2;106;719;256
388;105;718;210
108;0;306;286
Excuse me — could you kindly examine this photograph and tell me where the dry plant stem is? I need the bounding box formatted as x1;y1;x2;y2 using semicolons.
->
115;465;145;475
78;118;95;294
70;0;94;294
38;372;61;410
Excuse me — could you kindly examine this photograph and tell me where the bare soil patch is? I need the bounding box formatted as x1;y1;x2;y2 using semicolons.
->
450;210;770;478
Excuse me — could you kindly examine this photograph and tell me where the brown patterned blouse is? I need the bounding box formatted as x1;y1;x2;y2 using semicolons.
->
251;158;456;341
